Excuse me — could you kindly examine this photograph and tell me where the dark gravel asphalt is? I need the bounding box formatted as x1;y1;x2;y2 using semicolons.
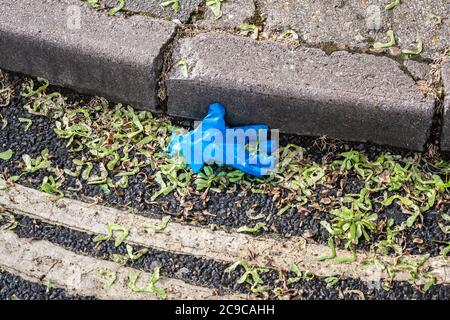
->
0;73;448;256
9;214;450;300
0;270;95;300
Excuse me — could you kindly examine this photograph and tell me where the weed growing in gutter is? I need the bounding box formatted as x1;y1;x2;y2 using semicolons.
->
385;0;401;11
225;260;270;294
128;268;166;299
373;30;396;49
1;75;449;295
93;222;129;247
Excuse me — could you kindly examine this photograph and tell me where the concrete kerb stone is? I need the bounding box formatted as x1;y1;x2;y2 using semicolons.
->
441;58;450;151
0;0;177;111
166;32;435;151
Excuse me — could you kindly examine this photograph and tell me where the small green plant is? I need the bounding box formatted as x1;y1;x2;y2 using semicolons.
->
373;30;396;49
318;237;337;261
324;276;339;288
287;263;314;285
160;0;180;13
401;38;423;56
321;206;378;247
82;0;100;8
395;255;436;293
40;176;64;199
302;163;326;186
385;0;401;10
18;118;33;131
108;0;126;16
238;23;259;40
281;29;299;40
438;213;450;235
151;158;192;200
143;216;171;233
0;212;17;231
440;242;450;257
21;78;66;119
93;223;129;247
126;245;149;261
225;260;269;294
46;280;53;294
0;86;12;107
332;150;376;179
194;166;224;191
319;206;377;263
375;218;403;255
206;0;223;18
0;149;13;161
175;59;189;78
99;269;117;289
21;77;49;98
237;222;268;234
113;244;148;264
22;149;51;173
128;268;166;299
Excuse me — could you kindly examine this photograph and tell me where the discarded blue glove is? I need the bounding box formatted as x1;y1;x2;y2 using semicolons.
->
168;103;276;177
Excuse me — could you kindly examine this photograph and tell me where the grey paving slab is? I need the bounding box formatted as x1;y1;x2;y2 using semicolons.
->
195;0;255;30
102;0;202;23
260;0;449;59
0;0;177;110
441;58;450;151
166;32;435;150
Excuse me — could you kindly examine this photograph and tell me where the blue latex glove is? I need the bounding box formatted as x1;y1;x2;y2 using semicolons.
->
168;103;276;177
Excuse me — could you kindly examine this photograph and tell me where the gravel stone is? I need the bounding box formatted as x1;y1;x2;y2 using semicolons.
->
0;0;177;110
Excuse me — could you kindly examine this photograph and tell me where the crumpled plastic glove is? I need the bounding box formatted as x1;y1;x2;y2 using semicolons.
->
167;103;276;177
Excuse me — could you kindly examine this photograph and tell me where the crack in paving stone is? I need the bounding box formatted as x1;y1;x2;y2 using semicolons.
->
0;270;95;300
7;213;450;299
